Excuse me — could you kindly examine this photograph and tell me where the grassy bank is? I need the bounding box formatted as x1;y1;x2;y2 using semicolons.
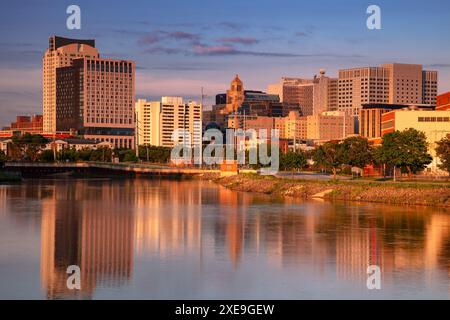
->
217;174;450;207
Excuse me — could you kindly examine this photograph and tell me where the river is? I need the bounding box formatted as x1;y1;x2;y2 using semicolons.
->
0;178;449;299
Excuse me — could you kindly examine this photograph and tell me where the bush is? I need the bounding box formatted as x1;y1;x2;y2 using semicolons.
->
123;150;138;162
38;150;55;162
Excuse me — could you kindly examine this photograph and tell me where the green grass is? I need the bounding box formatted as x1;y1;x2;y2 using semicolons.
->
236;173;449;189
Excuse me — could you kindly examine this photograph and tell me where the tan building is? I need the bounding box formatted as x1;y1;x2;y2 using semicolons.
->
226;75;245;113
338;63;438;117
359;103;434;143
268;77;313;109
307;111;354;142
43;36;99;133
313;70;339;114
135;99;161;146
274;111;307;141
381;110;450;173
160;97;202;148
227;114;274;137
228;111;308;141
268;70;338;116
56;57;135;149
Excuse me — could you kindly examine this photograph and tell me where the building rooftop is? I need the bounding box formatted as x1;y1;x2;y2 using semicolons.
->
361;103;435;110
50;35;95;50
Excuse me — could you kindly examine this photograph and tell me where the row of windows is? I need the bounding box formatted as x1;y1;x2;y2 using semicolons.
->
418;117;450;122
95;137;133;149
86;60;133;73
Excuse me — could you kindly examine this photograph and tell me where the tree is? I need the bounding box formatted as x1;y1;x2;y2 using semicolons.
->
341;136;373;174
436;136;450;176
77;147;93;161
38;150;55;162
123;150;138;162
312;141;345;179
89;147;112;162
280;151;307;171
57;147;78;162
12;133;49;162
0;150;6;166
377;129;432;179
137;145;172;163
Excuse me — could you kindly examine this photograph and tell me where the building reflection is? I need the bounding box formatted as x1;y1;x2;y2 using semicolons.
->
40;181;134;299
2;179;450;298
131;180;450;291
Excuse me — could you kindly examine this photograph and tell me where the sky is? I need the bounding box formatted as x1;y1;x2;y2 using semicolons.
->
0;0;450;125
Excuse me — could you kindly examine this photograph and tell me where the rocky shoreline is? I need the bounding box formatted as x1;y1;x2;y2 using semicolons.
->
216;174;450;207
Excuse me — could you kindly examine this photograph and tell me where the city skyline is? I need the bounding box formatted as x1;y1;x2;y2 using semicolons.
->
1;0;450;125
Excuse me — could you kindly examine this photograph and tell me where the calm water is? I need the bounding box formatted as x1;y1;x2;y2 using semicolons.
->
0;178;449;299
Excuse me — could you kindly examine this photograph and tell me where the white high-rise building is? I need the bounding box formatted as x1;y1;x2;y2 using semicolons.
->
135;99;161;147
135;97;202;148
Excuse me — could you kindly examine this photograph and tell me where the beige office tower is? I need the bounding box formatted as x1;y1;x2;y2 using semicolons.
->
338;63;438;117
43;36;99;133
160;97;202;148
135;99;162;146
306;111;354;142
274;111;307;140
268;78;313;115
313;70;338;114
268;70;337;116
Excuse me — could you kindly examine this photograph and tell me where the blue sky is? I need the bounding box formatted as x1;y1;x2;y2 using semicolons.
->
1;0;450;125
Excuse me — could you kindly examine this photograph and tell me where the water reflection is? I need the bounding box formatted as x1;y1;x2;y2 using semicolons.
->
0;179;449;299
40;181;135;299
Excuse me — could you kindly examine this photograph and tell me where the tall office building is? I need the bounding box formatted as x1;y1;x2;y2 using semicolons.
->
135;99;161;146
160;97;202;148
268;70;338;116
136;97;202;148
56;57;135;149
268;77;313;115
313;70;339;113
338;63;438;117
43;36;99;133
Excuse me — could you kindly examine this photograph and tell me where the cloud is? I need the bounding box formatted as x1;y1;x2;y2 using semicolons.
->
168;31;200;41
294;26;316;37
191;43;363;58
139;32;160;45
0;68;42;125
143;47;180;54
219;22;245;30
192;43;296;57
138;30;201;46
144;64;218;71
136;72;224;98
192;44;236;55
295;32;307;37
218;37;259;45
425;64;450;69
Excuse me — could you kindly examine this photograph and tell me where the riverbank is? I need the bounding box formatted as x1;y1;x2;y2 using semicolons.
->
217;174;450;207
0;171;22;182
